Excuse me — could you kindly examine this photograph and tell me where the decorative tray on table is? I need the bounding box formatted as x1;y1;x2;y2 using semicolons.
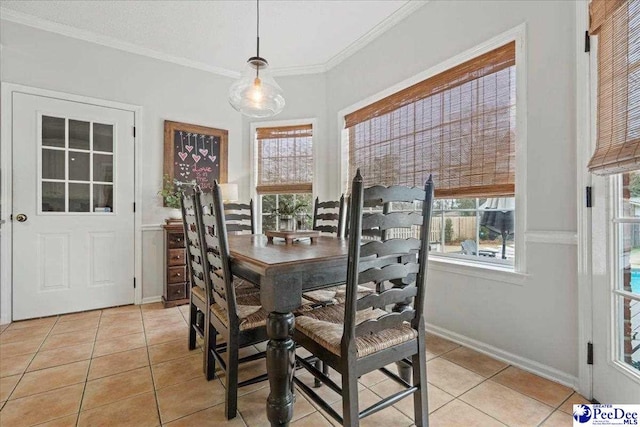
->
265;230;321;245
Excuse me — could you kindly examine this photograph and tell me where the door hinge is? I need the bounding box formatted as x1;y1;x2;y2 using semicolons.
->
9;214;13;221
133;277;136;289
133;202;136;213
586;186;593;208
587;342;593;365
133;126;136;138
584;31;591;53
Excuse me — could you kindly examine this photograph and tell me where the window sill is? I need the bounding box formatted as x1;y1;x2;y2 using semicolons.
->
428;256;528;286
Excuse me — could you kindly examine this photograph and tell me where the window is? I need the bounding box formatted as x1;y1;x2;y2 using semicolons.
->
344;42;517;265
255;124;313;232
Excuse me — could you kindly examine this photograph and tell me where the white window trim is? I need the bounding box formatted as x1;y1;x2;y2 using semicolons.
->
337;23;528;275
250;118;317;233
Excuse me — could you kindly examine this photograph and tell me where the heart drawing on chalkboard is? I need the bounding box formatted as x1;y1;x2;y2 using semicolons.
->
178;152;188;161
208;155;216;163
185;145;194;153
192;154;201;163
199;149;208;156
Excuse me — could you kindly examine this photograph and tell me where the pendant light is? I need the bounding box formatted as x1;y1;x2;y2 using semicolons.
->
228;0;285;118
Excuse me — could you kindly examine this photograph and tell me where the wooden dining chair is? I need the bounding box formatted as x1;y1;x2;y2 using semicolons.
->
293;170;435;427
224;200;255;235
312;195;347;237
180;189;210;375
194;183;270;419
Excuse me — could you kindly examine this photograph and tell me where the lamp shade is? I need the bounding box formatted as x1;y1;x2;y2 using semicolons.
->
228;58;285;118
219;183;239;202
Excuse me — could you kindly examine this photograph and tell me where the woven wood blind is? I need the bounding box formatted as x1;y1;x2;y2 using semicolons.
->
345;42;516;198
588;0;640;175
256;124;313;194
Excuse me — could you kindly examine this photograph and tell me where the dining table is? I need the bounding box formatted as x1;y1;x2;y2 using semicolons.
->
228;233;351;426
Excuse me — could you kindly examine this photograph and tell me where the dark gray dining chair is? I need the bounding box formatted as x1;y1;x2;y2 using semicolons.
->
224;200;255;234
293;170;435;427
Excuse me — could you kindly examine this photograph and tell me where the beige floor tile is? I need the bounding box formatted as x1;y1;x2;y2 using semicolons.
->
425;333;459;356
50;318;100;335
40;329;97;351
0;337;43;358
291;411;333;426
145;322;188;346
96;321;144;340
100;305;141;316
152;353;204;389
295;369;343;405
92;332;146;357
216;358;269;396
426;358;485;397
149;338;196;365
327;387;413;427
27;343;93;372
88;347;148;380
368;378;454;418
98;312;141;326
141;302;165;312
5;317;57;331
540;410;573;427
0;326;51;344
143;306;181;318
492;366;573;407
143;313;185;331
460;380;553;426
0;353;34;377
0;374;21;401
156;376;226;423
558;392;591;414
82;366;153;410
441;346;508;378
0;383;83;427
0;324;9;334
77;391;159;427
239;385;316;427
429;399;505;427
358;369;388;387
164;404;247;426
11;359;89;399
32;414;79;427
58;310;102;323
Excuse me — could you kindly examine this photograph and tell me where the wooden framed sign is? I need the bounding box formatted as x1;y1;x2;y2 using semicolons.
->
163;120;228;191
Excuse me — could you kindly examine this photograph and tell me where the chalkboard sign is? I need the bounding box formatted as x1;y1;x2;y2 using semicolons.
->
163;120;228;194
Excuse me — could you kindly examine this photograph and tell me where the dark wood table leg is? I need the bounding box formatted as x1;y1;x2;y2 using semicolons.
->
266;311;296;426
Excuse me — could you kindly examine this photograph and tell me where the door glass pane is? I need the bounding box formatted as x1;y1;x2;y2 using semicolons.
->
42;149;65;180
42;116;65;148
93;184;113;212
93;123;113;152
68;151;90;181
69;183;90;212
69;119;90;150
618;296;640;372
42;182;65;212
93;154;113;182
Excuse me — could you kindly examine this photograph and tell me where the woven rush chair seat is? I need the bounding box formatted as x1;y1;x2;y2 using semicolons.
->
211;292;267;331
193;280;258;303
303;284;374;306
296;304;417;358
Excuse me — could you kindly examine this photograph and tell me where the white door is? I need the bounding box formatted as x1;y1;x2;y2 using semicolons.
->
591;172;640;403
12;93;135;320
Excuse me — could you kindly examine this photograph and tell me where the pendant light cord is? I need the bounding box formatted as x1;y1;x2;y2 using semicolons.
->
256;0;260;58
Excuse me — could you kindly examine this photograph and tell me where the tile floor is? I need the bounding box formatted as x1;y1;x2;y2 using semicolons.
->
0;303;589;427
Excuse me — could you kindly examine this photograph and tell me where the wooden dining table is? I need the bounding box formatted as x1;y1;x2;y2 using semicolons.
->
228;233;350;427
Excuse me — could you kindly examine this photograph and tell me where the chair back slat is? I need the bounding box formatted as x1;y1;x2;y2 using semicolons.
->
195;185;239;328
312;195;347;237
224;200;255;235
181;189;209;302
341;170;434;357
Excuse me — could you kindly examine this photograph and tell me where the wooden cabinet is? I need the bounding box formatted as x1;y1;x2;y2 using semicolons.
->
162;222;190;308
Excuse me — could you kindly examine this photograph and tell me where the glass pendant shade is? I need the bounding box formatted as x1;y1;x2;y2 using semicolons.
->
228;58;285;118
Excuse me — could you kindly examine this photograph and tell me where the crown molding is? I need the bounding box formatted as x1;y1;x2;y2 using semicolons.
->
0;7;241;79
1;1;428;79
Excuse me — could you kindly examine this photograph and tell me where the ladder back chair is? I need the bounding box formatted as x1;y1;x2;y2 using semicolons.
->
293;170;435;427
194;183;270;420
180;189;210;375
312;195;347;237
224;200;255;234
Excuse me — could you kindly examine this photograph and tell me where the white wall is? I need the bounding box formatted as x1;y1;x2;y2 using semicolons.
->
326;0;579;382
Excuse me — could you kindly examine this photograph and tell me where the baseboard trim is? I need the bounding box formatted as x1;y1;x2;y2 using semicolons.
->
141;296;162;304
425;322;579;390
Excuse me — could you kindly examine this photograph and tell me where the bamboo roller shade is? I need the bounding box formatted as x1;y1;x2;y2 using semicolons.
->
346;42;516;198
588;0;640;175
256;124;313;194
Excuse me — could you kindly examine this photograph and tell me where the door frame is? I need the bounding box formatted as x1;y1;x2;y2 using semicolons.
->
0;83;143;324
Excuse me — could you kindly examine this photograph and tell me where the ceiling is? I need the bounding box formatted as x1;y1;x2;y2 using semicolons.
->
0;0;425;77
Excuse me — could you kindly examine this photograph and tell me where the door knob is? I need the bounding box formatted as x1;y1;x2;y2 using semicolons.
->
15;214;27;222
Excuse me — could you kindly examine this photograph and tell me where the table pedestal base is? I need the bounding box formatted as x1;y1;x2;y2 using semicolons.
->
266;312;296;427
